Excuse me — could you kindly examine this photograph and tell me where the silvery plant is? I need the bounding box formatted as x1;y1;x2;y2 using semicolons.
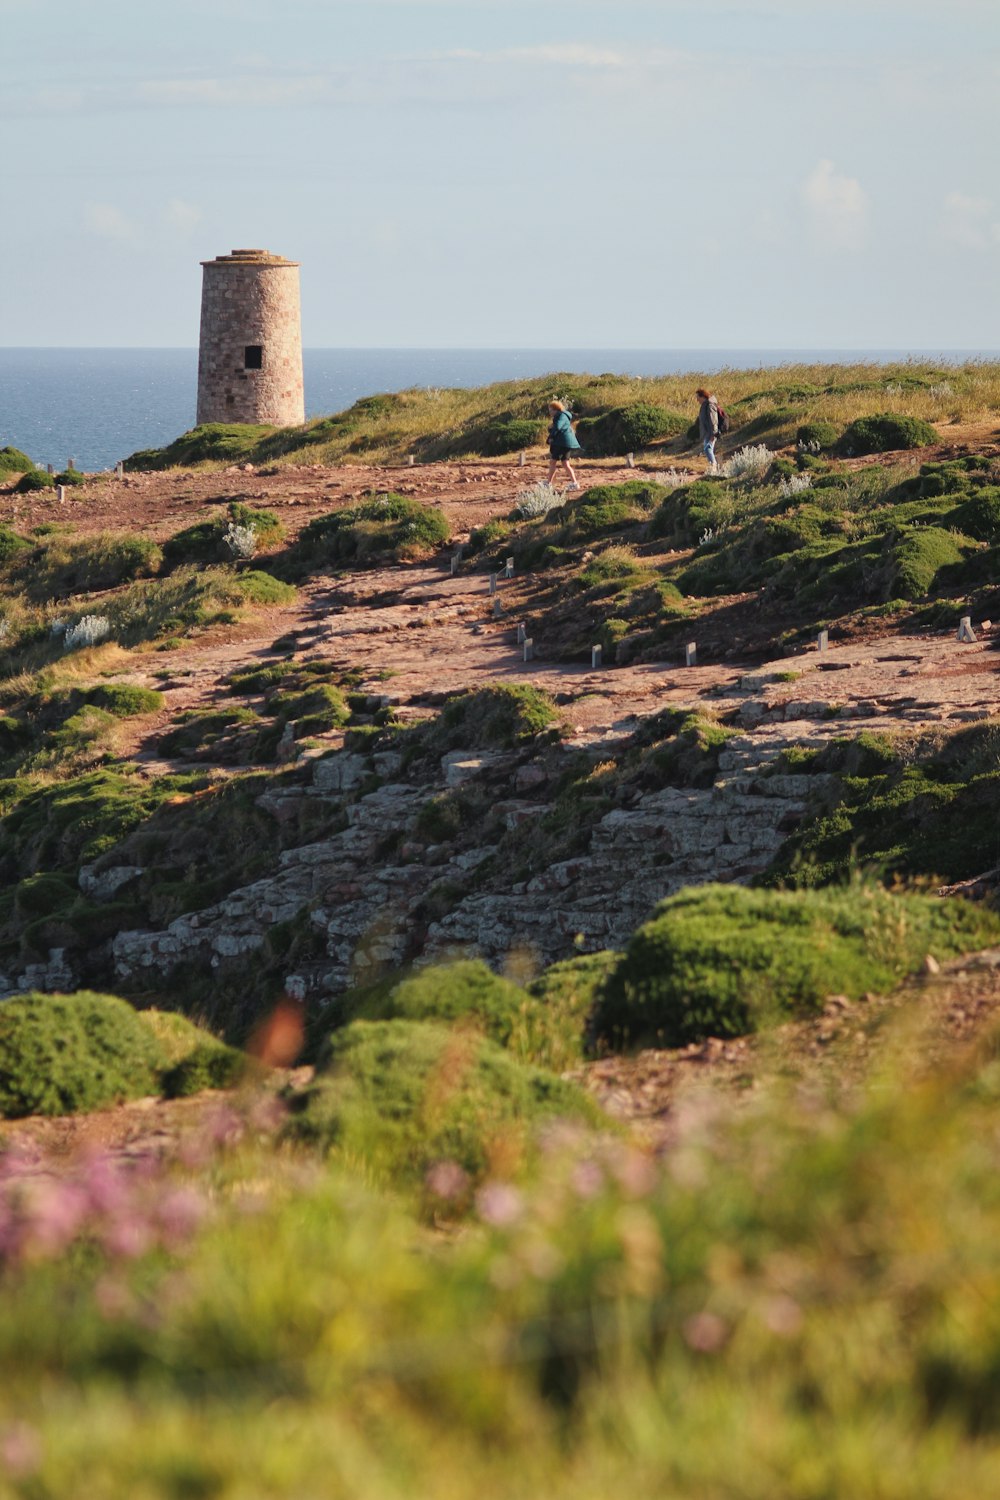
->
222;521;258;560
512;481;564;519
63;615;112;650
777;473;813;499
720;444;772;482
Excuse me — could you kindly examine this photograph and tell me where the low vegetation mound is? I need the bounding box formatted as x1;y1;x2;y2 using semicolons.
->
288;1018;602;1189
838;413;939;455
162;503;284;569
415;683;560;758
124;423;277;471
357;960;529;1048
0;446;36;475
291;493;449;569
768;722;1000;886
0;990;164;1117
591;883;1000;1050
576;403;687;456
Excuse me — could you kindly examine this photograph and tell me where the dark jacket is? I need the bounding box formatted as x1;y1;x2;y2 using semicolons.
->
548;410;581;454
698;397;719;441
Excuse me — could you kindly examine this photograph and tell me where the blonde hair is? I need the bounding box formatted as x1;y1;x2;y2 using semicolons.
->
548;399;567;413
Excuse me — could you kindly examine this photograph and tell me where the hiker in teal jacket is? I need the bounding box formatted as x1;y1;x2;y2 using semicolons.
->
546;400;581;490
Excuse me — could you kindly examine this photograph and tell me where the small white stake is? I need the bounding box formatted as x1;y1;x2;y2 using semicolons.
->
523;639;534;662
517;623;526;644
116;461;124;479
493;597;502;619
685;642;697;667
56;484;66;504
489;573;497;596
591;644;602;669
626;452;635;468
407;454;415;466
958;616;977;643
818;629;829;653
519;451;526;467
505;556;514;578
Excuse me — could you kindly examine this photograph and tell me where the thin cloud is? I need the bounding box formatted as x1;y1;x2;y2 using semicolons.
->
801;159;868;251
84;202;139;243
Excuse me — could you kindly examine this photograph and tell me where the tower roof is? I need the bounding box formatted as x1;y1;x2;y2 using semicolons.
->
200;248;299;267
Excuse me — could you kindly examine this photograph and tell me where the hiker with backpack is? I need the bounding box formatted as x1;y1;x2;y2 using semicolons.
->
696;387;728;473
546;400;582;490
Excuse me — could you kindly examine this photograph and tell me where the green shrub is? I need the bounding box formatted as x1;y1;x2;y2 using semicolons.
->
272;682;350;735
524;950;620;1069
14;532;163;599
232;570;297;605
124;424;275;471
0;524;31;563
14;469;55;493
768;723;1000;887
0;446;35;474
946;487;1000;541
795;420;841;451
357;960;530;1050
591;883;1000;1050
54;469;86;486
887;526;974;599
838;414;939;455
425;684;559;754
576;404;686;456
288;1019;601;1187
0;990;165;1117
161;1041;248;1097
476;417;547;455
84;684;165;717
293;494;449;569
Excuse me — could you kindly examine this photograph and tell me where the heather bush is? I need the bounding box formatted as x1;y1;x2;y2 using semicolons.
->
838;413;939;455
0;445;35;474
591;883;1000;1050
355;959;530;1051
575;403;686;456
292;493;449;569
419;683;559;755
288;1018;602;1188
13;469;55;493
0;990;165;1117
797;420;841;450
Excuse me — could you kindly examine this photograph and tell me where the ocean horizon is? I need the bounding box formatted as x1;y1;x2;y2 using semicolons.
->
2;346;997;474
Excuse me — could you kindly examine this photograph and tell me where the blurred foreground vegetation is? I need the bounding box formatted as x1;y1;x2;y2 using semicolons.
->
6;992;1000;1497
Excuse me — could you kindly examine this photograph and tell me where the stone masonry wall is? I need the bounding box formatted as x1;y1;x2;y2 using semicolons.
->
196;250;304;427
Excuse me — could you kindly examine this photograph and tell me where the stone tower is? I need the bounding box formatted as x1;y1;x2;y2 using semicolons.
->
196;248;304;427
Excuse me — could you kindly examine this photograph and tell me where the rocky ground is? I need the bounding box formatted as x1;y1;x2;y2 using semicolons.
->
2;436;1000;1146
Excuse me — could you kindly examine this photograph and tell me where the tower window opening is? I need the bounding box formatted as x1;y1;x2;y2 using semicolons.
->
244;345;263;370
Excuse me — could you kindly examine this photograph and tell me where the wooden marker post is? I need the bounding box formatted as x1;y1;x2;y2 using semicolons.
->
685;642;697;667
56;485;66;504
505;557;514;578
591;645;602;669
493;598;502;619
517;623;526;644
523;639;534;662
519;451;527;467
626;452;635;469
489;573;497;596
818;629;829;653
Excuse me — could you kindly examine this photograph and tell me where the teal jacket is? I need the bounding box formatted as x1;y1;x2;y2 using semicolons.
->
548;410;580;454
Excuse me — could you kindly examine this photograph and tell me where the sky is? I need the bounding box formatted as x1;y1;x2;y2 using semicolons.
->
3;0;999;349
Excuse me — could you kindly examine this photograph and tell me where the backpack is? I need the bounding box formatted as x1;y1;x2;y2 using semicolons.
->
717;404;730;435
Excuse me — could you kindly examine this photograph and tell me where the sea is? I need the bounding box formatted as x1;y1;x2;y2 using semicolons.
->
1;347;996;475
